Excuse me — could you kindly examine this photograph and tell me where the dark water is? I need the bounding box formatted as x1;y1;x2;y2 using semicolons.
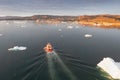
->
0;21;120;80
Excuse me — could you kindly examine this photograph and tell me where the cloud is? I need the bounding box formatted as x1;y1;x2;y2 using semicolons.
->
97;57;120;79
8;46;27;51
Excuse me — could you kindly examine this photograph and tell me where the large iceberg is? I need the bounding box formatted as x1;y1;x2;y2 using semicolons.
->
8;46;27;51
97;57;120;79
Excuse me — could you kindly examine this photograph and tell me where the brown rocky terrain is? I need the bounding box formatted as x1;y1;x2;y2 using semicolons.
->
1;14;120;29
78;15;120;29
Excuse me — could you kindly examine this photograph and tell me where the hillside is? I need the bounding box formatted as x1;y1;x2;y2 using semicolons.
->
1;14;120;28
79;15;120;28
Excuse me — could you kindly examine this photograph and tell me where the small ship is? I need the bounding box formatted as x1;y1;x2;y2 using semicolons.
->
44;43;54;53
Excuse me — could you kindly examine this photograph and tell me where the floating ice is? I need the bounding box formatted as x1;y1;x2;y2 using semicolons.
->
0;34;3;36
61;21;67;24
21;25;26;28
75;26;79;29
67;26;73;29
8;46;27;51
58;29;62;32
60;35;63;38
97;57;120;79
84;34;93;38
6;22;9;25
13;21;27;24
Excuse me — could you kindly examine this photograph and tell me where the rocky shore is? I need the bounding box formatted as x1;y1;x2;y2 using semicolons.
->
1;14;120;29
79;15;120;29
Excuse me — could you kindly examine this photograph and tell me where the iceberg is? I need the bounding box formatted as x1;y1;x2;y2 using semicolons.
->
84;34;93;38
67;26;73;29
0;34;3;36
97;57;120;79
58;29;62;32
61;21;67;24
75;26;79;29
21;25;26;28
6;22;9;25
13;21;27;24
8;46;27;51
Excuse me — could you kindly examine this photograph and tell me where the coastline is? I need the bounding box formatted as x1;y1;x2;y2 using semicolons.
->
1;14;120;29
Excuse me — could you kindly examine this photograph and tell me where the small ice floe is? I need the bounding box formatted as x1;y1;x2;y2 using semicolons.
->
84;34;93;38
16;25;26;28
13;21;27;24
67;26;73;29
61;21;67;24
60;35;63;38
97;57;120;79
58;29;62;32
0;34;3;36
8;46;27;51
6;22;9;25
21;25;26;28
75;26;79;29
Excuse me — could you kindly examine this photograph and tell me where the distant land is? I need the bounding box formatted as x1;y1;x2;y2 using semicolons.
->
1;14;120;29
79;14;120;29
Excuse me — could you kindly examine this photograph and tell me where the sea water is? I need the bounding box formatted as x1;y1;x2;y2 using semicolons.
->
0;21;120;80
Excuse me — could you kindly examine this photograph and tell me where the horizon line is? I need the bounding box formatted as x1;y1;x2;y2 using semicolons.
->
0;14;120;17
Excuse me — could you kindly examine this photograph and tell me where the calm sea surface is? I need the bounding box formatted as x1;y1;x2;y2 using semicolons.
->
0;21;120;80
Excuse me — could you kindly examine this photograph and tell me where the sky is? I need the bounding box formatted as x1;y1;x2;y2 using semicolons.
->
0;0;120;16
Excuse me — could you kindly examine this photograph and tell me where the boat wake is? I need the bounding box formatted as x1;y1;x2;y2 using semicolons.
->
12;50;114;80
